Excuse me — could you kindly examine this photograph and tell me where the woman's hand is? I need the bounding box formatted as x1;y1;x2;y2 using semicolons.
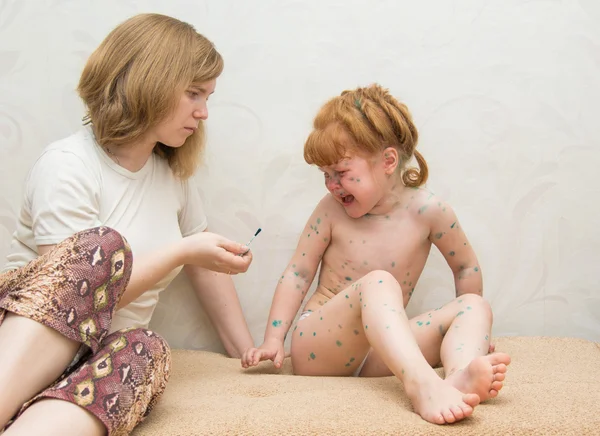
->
181;231;252;274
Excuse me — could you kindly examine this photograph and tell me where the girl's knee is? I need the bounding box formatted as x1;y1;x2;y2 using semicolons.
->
458;293;493;321
362;270;398;286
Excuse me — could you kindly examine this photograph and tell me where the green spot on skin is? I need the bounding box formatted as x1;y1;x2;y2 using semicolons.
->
417;321;423;326
474;266;480;272
449;251;455;256
467;306;472;310
300;332;303;336
458;299;463;303
308;234;311;237
345;363;351;367
350;357;355;362
435;232;443;239
336;340;343;347
345;277;352;281
310;352;316;360
365;325;368;329
485;335;489;340
317;218;321;224
294;272;299;276
353;329;360;335
302;253;306;256
349;304;353;308
378;280;383;284
457;311;465;316
313;332;316;336
439;325;444;335
426;321;431;325
345;294;349;299
418;205;428;214
356;178;361;182
451;221;456;228
272;320;282;327
292;264;296;268
391;262;396;267
402;369;405;375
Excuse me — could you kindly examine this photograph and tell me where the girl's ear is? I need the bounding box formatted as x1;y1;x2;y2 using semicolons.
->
382;147;399;175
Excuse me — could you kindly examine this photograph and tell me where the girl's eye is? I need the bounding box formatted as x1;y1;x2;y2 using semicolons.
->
323;173;330;179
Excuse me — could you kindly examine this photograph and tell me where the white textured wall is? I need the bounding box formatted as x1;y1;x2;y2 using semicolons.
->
1;0;598;350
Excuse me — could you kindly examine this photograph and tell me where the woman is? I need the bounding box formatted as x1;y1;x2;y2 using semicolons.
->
0;13;254;436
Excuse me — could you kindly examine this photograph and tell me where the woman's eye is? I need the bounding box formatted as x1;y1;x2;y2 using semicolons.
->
187;91;199;98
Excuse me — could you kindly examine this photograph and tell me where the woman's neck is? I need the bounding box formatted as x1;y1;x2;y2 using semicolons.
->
103;135;156;172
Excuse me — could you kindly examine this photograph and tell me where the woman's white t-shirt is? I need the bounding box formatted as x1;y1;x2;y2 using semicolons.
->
2;126;207;333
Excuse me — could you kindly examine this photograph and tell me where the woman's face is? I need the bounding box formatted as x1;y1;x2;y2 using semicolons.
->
152;78;217;148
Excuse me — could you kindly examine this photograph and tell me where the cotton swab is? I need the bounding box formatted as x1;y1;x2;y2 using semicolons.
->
241;228;262;255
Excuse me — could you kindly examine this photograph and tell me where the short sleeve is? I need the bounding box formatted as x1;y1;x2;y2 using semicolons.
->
178;179;208;237
27;150;101;246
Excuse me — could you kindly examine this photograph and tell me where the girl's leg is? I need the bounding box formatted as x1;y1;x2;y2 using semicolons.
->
359;294;511;400
5;328;170;436
0;227;132;430
291;270;479;425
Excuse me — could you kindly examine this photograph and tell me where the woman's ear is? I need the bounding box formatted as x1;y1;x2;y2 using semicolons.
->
382;147;399;175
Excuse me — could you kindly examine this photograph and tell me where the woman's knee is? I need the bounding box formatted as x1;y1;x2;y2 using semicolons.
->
72;227;132;278
107;328;171;372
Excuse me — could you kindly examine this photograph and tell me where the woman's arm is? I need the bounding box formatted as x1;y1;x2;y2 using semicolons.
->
184;265;254;358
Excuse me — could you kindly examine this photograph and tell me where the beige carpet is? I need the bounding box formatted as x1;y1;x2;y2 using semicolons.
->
133;337;600;435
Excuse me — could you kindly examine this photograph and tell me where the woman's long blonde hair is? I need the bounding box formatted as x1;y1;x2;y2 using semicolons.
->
304;84;428;187
78;13;223;179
